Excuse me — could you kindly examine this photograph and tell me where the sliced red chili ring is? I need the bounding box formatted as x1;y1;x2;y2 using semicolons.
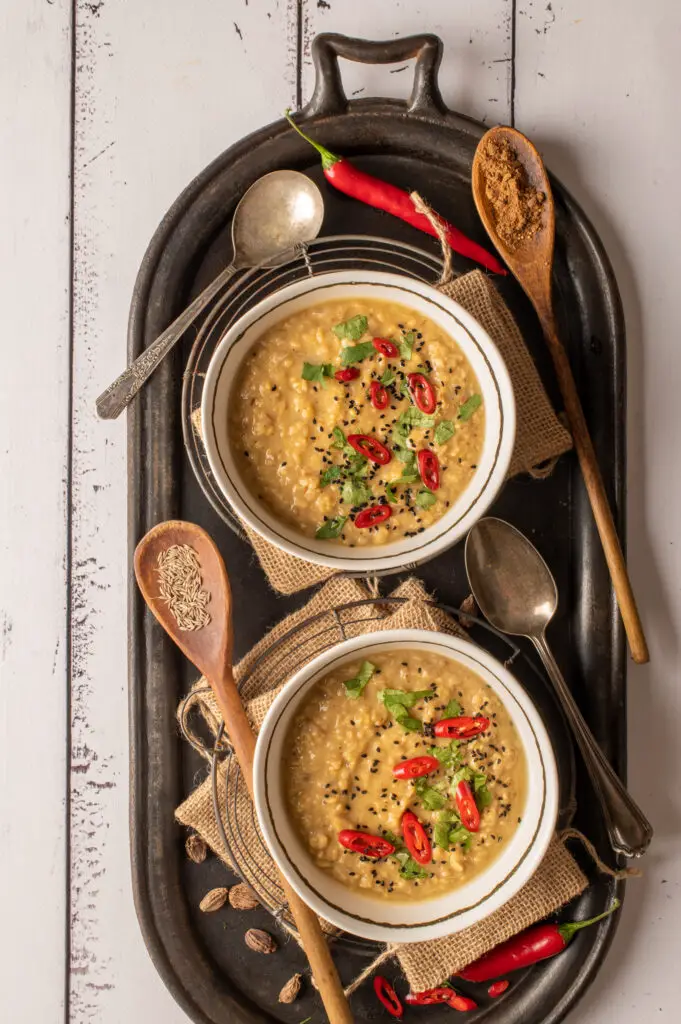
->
337;829;396;858
373;976;403;1018
448;993;478;1012
354;504;392;529
347;433;392;465
488;980;510;998
405;988;453;1006
370;379;390;410
401;810;432;865
392;755;440;780
372;336;399;358
417;448;440;491
455;780;481;833
407;372;437;414
334;367;360;382
433;715;490;740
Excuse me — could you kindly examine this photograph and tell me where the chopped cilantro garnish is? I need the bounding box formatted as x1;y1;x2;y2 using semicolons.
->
385;481;398;503
301;362;334;386
394;849;429;879
333;314;368;341
427;740;461;769
380;368;396;386
379;688;431;732
341;477;372;506
450;766;492;808
315;515;347;540
433;809;459;849
448;823;473;851
434;419;456;445
398;406;436;430
415;489;437;509
343;660;376;700
443;698;463;717
331;426;347;449
413;776;446;811
340;340;375;366
458;394;482;421
319;465;342;488
399;331;416;361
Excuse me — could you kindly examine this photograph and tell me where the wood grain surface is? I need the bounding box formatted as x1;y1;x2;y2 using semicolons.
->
1;1;679;1022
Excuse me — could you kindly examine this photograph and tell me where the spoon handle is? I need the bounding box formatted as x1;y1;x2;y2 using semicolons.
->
96;260;238;420
208;664;354;1024
531;633;652;858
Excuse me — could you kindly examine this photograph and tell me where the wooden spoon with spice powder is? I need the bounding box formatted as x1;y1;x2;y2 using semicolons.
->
134;520;354;1024
472;126;649;665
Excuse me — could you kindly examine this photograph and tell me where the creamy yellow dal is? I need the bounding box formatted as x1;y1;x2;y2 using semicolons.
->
283;650;527;902
229;298;485;545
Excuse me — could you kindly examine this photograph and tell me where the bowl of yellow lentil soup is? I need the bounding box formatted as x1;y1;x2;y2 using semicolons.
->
201;271;515;572
253;630;558;942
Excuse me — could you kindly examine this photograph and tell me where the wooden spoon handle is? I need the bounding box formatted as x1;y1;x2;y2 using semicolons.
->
209;666;354;1024
541;320;649;664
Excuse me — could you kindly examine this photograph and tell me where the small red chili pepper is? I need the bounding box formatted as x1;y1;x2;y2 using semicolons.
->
347;433;392;465
488;980;510;998
354;504;392;529
408;373;437;414
457;900;621;981
372;336;400;358
337;829;396;859
433;715;490;740
370;380;390;410
285;114;507;275
405;987;452;1006
401;810;432;865
373;976;403;1018
335;367;360;382
455;780;481;833
392;755;440;780
417;449;440;491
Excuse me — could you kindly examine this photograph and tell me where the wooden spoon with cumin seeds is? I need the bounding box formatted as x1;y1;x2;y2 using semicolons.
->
134;520;354;1024
472;125;649;665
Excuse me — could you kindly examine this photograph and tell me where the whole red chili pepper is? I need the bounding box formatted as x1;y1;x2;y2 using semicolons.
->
373;336;399;358
455;780;481;833
335;367;360;382
417;449;440;491
373;976;403;1018
392;755;440;780
285;113;507;276
355;504;392;529
370;380;390;410
433;715;490;740
337;829;396;859
347;433;392;465
488;980;510;997
458;900;621;981
401;810;432;865
408;373;437;414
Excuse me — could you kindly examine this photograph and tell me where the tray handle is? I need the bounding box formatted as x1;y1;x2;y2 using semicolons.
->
305;32;446;118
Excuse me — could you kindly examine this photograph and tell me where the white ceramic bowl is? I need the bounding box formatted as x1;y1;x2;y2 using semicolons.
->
253;630;558;943
201;271;515;573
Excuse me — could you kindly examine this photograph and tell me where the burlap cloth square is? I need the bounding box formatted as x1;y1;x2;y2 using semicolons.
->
192;270;572;595
176;576;589;992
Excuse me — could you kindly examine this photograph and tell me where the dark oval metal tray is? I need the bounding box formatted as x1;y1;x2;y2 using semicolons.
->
128;32;626;1024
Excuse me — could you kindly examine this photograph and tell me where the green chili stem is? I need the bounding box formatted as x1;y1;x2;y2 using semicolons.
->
558;898;621;944
284;110;341;170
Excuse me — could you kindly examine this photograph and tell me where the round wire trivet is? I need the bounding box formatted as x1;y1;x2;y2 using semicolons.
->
181;234;445;539
178;596;560;956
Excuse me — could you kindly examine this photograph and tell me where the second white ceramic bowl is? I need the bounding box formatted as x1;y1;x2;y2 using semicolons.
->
201;270;515;573
253;629;558;943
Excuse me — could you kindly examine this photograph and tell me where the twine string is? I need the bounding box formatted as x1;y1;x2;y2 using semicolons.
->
410;191;454;286
559;828;644;880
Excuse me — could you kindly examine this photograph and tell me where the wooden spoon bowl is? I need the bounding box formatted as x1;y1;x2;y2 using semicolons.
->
134;520;354;1024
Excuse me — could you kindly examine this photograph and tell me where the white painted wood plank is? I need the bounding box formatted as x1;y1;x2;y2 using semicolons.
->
515;3;681;1021
0;1;71;1020
69;1;296;1021
302;0;513;124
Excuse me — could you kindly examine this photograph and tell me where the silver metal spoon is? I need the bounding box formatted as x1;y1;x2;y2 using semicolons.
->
96;170;324;419
465;516;653;859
